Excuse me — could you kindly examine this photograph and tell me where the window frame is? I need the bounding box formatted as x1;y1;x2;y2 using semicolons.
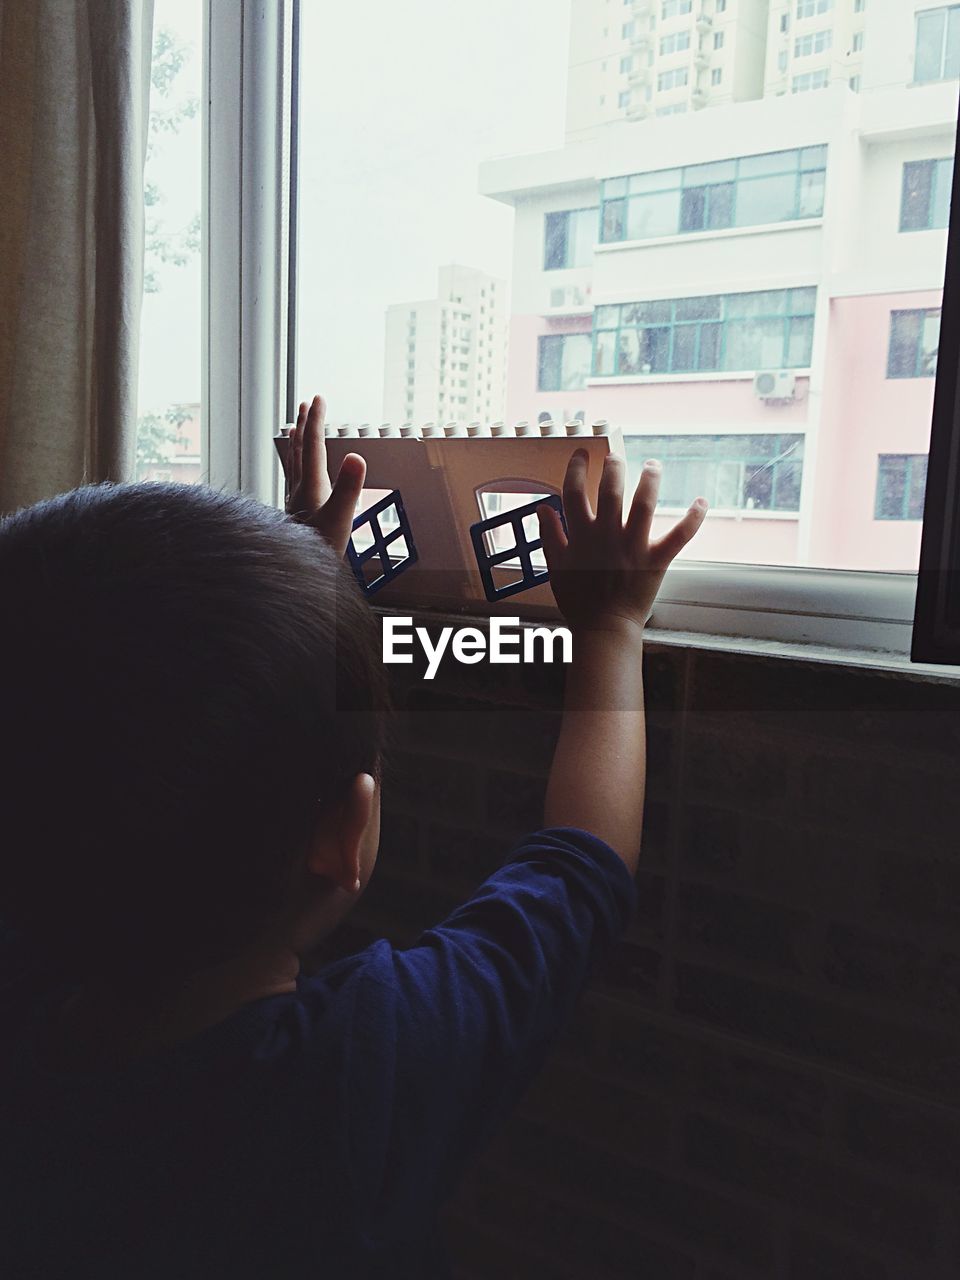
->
219;5;960;664
204;0;297;505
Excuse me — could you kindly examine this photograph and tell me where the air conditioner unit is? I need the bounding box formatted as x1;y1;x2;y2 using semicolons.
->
695;13;713;32
691;90;709;107
753;370;797;401
694;50;710;68
549;285;592;310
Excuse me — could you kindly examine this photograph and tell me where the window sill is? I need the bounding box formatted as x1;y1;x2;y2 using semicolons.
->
594;218;823;254
585;369;811;387
657;506;798;520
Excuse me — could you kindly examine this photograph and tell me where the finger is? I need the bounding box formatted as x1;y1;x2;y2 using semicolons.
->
649;498;708;568
312;452;367;558
625;459;662;548
290;401;307;495
300;395;326;512
536;503;567;576
596;453;626;532
561;448;593;536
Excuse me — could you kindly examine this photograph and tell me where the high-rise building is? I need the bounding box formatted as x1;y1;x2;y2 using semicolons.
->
382;266;507;426
481;0;957;571
565;0;770;140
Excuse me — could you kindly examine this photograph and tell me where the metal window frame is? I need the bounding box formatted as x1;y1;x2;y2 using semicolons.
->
591;288;816;379
886;308;941;379
203;0;297;504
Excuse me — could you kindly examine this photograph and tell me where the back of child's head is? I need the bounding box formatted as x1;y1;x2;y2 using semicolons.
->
0;482;387;995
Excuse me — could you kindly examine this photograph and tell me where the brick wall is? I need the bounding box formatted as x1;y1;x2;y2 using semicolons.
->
314;617;960;1279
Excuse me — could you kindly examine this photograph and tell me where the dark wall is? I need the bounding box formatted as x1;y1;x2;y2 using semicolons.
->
318;621;960;1279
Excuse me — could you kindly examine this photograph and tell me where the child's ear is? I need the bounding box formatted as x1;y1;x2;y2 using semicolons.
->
305;773;377;894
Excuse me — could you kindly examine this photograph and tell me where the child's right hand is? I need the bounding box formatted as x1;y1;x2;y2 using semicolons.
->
537;450;707;636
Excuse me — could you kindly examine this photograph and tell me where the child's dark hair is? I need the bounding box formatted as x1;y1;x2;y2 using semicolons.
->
0;482;388;994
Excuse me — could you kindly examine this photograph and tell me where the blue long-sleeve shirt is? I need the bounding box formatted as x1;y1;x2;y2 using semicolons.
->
1;827;636;1278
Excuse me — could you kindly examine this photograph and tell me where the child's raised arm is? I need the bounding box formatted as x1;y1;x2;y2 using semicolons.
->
537;452;707;873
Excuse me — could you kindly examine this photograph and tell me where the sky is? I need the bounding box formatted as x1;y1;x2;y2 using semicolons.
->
138;0;572;422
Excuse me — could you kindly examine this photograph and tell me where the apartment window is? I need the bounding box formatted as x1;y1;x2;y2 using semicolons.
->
852;31;864;52
778;50;789;72
875;455;928;520
622;21;635;38
601;146;826;242
624;434;805;511
619;90;632;107
592;288;816;377
711;68;722;85
849;75;861;91
780;13;790;32
795;29;831;55
792;68;830;91
796;0;832;16
655;102;688;115
660;31;691;54
716;0;726;10
713;31;724;48
544;207;598;269
887;309;941;377
537;333;592;391
658;67;689;90
661;0;693;16
854;0;865;10
914;6;960;82
621;55;634;72
901;158;954;231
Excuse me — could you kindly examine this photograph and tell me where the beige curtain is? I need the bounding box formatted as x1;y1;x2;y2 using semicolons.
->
0;0;155;513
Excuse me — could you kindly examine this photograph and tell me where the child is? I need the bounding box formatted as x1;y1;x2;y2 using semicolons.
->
0;395;706;1278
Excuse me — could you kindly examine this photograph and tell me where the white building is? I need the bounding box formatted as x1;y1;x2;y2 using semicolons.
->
382;265;507;426
565;0;770;139
481;0;958;571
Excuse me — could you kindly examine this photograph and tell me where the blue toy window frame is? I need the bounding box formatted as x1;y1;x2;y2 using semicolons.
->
346;489;418;596
469;493;566;603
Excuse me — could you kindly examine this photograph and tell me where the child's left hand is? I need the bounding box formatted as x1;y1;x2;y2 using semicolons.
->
284;394;366;557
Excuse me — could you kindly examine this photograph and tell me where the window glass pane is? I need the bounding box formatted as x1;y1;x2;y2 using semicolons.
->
887;311;922;376
640;326;672;372
921;310;941;374
798;170;825;218
735;172;799;225
774;459;803;510
544;212;568;269
629;169;681;194
538;336;563;389
726;290;787;318
605;176;628;198
628;189;682;238
947;7;960;77
706;182;736;228
900;161;934;230
737;149;797;178
624;299;672;324
908;455;929;518
137;0;203;484
675;296;721;321
715;459;742;507
697;321;722;369
569;208;598;265
786;315;814;366
686;159;737;185
915;10;945;82
595;305;621;327
593;328;617;375
932;158;954;229
601;198;626;242
679;187;707;233
876;455;908;517
723;317;786;370
560;333;593;388
744;462;774;509
672;324;698;370
800;145;827;171
617;328;642;374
